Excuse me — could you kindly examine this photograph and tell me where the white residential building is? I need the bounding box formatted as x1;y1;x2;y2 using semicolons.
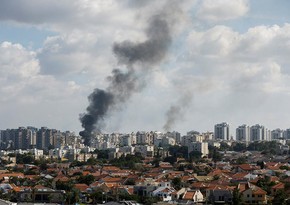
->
283;129;290;140
136;131;154;145
250;124;270;141
188;142;208;157
271;129;284;140
134;145;154;157
236;125;250;142
214;122;230;141
161;136;176;146
181;133;203;146
152;187;176;201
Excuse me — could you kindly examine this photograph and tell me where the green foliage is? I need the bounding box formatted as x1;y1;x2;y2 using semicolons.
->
16;153;34;164
118;193;138;201
109;154;143;169
189;151;202;162
280;165;290;170
220;142;232;151
232;188;242;205
77;174;95;185
94;149;110;159
152;157;161;167
124;178;136;185
7;153;16;157
65;188;80;204
138;196;160;205
272;189;288;205
163;156;177;165
87;157;98;165
233;142;247;152
172;177;182;190
236;156;247;164
56;180;74;191
257;161;265;169
256;176;274;194
168;145;188;159
39;162;48;171
208;145;223;162
247;141;280;154
72;171;83;176
69;160;86;167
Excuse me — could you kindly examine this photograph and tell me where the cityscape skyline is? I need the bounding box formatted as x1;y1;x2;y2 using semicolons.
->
1;1;290;135
1;121;290;140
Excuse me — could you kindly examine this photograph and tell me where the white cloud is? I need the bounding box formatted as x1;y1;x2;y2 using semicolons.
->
0;41;86;131
1;0;290;134
197;0;249;22
0;42;39;78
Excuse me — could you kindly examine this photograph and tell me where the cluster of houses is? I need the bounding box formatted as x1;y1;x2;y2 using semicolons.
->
0;154;289;204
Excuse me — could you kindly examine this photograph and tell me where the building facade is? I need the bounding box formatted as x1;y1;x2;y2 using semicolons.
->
236;124;250;142
214;122;230;141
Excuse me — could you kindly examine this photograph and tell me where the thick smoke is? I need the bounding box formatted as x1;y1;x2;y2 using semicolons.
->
80;11;174;146
113;15;171;66
163;92;193;132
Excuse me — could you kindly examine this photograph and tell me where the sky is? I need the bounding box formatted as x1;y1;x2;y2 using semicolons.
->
1;0;290;136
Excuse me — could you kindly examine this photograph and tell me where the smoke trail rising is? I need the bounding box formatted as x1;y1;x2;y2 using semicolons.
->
80;8;176;145
163;91;193;132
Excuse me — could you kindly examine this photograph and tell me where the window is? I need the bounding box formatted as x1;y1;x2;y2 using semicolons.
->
252;194;255;197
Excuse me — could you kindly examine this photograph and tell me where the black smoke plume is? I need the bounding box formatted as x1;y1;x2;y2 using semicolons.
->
80;12;174;146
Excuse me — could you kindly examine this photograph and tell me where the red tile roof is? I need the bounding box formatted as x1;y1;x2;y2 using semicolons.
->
74;183;89;192
183;190;196;200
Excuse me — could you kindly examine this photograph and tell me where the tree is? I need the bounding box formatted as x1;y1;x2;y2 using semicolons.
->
23;154;34;164
95;149;109;159
188;151;202;162
124;178;135;185
233;143;247;152
87;157;98;165
172;177;182;190
55;180;74;191
65;188;80;205
109;154;143;169
168;145;188;158
163;156;177;165
208;145;222;163
220;142;231;151
257;161;265;169
272;189;288;205
236;157;247;164
232;188;242;205
77;174;95;185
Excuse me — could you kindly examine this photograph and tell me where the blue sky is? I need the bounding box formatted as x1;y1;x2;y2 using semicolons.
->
1;0;290;136
0;24;55;49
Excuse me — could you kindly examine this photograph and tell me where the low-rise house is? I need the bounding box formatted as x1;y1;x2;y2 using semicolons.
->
206;185;233;204
152;187;176;201
236;164;256;173
171;188;187;201
238;182;267;204
0;183;12;193
271;182;284;196
17;185;65;203
182;189;204;203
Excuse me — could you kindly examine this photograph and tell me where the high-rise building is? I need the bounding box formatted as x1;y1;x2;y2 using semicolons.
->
214;122;230;140
283;129;290;140
36;127;47;150
271;129;284;140
236;124;250;142
250;124;270;141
